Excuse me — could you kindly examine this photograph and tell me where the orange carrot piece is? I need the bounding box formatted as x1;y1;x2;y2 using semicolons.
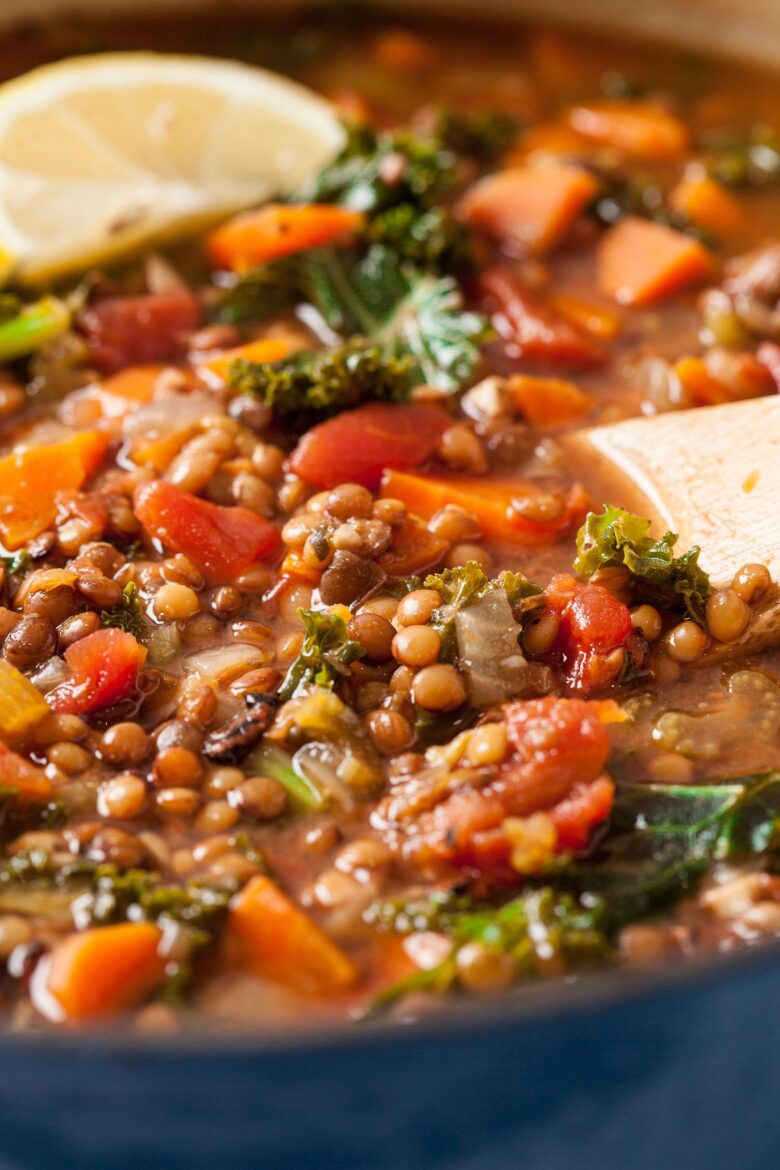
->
207;204;365;273
0;742;53;802
371;29;436;71
100;365;167;404
229;875;356;995
598;216;714;306
547;294;622;340
199;339;291;384
0;431;108;550
377;517;449;578
568;102;688;159
130;427;197;474
514;121;591;163
280;549;323;585
669;170;746;237
507;374;594;426
40;923;164;1021
674;354;773;405
458;164;598;255
381;470;588;546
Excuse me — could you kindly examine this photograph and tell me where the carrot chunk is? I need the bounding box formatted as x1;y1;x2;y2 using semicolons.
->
199;338;291;383
229;875;356;994
38;923;164;1021
568;101;688;159
668;170;746;238
506;374;594;426
0;431;108;550
458;164;598;254
381;470;588;546
598;216;714;306
207;204;365;273
377;516;449;578
0;742;53;803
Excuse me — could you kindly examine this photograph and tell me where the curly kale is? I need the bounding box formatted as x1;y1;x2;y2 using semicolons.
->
424;562;542;609
278;609;365;702
78;865;236;936
432;107;521;166
362;203;471;268
229;339;412;423
573;506;712;623
100;581;147;641
1;549;31;577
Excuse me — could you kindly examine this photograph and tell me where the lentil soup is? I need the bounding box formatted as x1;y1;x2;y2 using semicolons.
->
0;6;778;1031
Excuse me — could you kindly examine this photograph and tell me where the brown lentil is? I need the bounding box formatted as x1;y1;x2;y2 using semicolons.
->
57;610;101;650
3;615;56;668
664;620;710;663
156;787;202;817
412;664;467;712
705;588;751;642
365;708;414;755
97;774;147;819
229;775;288;820
348;613;396;662
99;722;150;767
392;624;441;668
152;746;203;789
732;562;772;604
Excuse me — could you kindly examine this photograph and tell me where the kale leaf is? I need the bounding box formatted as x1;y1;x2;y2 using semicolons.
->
432;108;521;166
364;886;609;1016
229;339;412;424
1;549;31;577
568;771;780;928
100;581;147;642
573;505;712;622
278;608;365;702
424;561;542;609
703;124;780;188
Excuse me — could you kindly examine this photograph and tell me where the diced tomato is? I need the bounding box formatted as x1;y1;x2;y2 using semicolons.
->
549;775;615;852
545;574;635;693
79;292;202;373
404;696;614;875
0;743;53;804
49;628;145;715
479;267;606;369
134;480;281;584
288;402;451;490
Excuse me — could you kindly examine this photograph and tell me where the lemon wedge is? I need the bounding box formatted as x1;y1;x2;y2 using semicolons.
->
0;52;345;286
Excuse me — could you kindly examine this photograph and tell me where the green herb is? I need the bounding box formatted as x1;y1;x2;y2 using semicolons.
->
365;887;609;1016
432;107;521;165
589;170;702;240
100;581;147;641
1;549;31;577
299;122;458;216
223;245;490;394
229;339;413;424
278;609;365;702
569;771;780;927
243;742;328;811
703;124;780;188
573;506;711;622
362;203;471;268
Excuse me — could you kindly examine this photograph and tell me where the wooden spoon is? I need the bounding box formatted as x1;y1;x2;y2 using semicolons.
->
563;395;780;654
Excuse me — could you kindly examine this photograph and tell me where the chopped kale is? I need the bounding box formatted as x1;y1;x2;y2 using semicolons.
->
432;107;521;165
100;581;147;641
224;245;490;396
228;339;413;424
1;549;31;577
573;506;711;622
703;124;780;188
424;562;542;609
362;203;471;268
278;609;365;702
365;887;609;1015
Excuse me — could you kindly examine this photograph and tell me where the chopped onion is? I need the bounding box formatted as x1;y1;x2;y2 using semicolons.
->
455;590;532;707
30;655;68;694
183;642;267;684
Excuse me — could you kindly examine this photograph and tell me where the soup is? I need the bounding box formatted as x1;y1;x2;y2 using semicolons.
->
0;5;778;1031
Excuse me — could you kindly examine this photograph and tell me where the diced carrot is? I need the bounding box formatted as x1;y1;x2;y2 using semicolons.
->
458;164;598;255
0;431;108;550
371;29;436;71
506;374;594;426
377;517;449;578
0;660;50;742
130;427;196;474
568;101;688;159
0;741;53;802
198;338;291;384
37;923;164;1021
598;216;714;306
547;294;622;340
229;875;356;995
207;204;365;274
381;470;588;546
513;121;591;163
280;549;322;585
674;353;773;405
100;365;167;405
668;169;747;237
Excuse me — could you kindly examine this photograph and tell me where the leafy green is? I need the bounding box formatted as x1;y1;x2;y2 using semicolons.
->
278;609;365;702
229;339;412;424
100;581;147;641
573;506;712;622
569;772;780;927
223;245;490;394
0;295;70;363
365;887;609;1016
1;549;31;577
703;124;780;188
589;169;702;240
78;865;236;932
362;203;470;268
243;741;328;811
425;562;542;609
432;108;521;166
299;122;458;216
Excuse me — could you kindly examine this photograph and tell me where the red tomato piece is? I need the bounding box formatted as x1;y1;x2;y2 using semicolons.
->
0;743;53;804
288;403;451;490
545;574;634;693
134;480;281;584
79;292;202;373
549;775;615;852
50;628;145;715
479;267;606;369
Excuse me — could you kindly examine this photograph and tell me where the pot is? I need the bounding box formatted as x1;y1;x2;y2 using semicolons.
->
0;4;778;1169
